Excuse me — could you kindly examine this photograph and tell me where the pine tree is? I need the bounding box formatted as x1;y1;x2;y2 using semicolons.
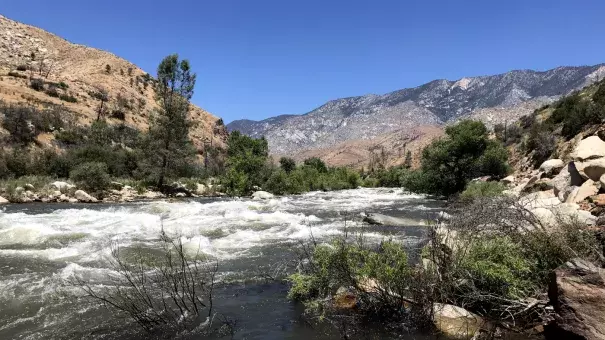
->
143;54;197;188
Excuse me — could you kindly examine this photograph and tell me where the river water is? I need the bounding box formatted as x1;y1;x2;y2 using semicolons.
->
0;188;445;339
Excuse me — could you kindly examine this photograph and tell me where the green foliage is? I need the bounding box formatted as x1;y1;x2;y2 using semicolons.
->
70;162;111;192
279;157;296;173
105;64;111;74
16;64;28;71
58;81;69;90
405;120;509;197
45;86;60;98
59;93;78;103
461;236;535;299
141;54;197;188
1;104;37;145
365;166;407;187
547;93;603;139
223;131;270;195
459;181;505;201
303;157;327;173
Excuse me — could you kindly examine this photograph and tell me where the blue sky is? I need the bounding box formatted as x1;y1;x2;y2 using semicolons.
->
2;0;604;123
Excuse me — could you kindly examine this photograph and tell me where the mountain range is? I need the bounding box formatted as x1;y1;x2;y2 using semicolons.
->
228;64;605;167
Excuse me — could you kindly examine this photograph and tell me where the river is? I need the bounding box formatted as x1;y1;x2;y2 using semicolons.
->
0;188;445;339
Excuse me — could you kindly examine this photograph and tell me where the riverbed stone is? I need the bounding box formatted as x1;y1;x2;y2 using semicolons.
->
433;303;486;339
23;183;35;191
252;191;274;200
539;159;565;177
363;212;425;226
74;190;97;203
571;136;605;161
0;196;9;204
546;258;605;340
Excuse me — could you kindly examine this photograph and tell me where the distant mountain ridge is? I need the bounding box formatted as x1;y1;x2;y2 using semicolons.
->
228;64;605;156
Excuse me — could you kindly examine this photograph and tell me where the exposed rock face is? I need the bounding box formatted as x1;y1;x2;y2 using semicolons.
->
566;180;599;204
228;65;605;159
547;259;605;340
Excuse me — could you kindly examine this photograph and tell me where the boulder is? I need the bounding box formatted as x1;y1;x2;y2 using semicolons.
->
175;192;186;198
251;191;274;200
566;179;599;204
58;194;70;202
433;303;486;339
363;212;425;226
23;183;35;191
539;159;565;177
575;158;605;182
546;259;605;340
140;190;163;199
591;194;605;207
571;136;605;161
333;287;357;309
51;181;74;191
520;190;560;210
74;190;98;203
0;196;9;204
553;163;584;202
195;183;207;195
501;175;516;185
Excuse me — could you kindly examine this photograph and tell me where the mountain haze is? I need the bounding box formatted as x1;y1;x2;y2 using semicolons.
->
228;65;605;159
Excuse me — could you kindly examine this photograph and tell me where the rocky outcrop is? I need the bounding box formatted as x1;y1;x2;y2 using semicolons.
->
547;259;605;340
566;179;599;204
576;158;605;182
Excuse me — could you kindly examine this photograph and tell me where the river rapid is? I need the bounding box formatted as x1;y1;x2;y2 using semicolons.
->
0;188;444;339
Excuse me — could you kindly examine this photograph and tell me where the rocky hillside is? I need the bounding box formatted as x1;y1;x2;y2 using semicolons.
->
228;64;605;161
0;14;227;150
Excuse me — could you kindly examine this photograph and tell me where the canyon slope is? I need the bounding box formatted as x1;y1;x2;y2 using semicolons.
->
229;64;605;168
0;15;227;150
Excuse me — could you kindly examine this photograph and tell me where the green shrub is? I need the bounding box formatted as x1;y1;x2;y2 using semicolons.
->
7;71;27;79
58;81;69;90
279;157;296;173
59;93;78;103
70;162;111;192
461;236;535;300
303;157;327;173
1;104;37;145
16;65;28;71
459;181;505;201
30;78;45;91
45;87;60;98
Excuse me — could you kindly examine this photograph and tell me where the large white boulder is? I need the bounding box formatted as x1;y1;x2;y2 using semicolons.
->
539;159;565;177
74;190;98;203
51;181;75;191
0;196;9;204
552;163;584;202
252;191;274;200
575;158;605;181
571;136;605;161
566;179;599;204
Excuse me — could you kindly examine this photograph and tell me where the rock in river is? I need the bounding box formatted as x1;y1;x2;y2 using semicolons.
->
363;213;425;226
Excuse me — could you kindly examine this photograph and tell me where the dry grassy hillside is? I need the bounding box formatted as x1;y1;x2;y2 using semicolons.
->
284;125;444;169
0;14;227;150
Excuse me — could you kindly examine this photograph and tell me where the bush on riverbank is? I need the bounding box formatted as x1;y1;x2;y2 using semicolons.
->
400;120;509;197
288;196;604;336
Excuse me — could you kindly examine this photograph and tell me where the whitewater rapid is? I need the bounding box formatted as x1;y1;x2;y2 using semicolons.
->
0;188;441;339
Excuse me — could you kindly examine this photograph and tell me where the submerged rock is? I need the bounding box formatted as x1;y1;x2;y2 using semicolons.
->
433;303;487;339
252;191;274;200
546;258;605;340
363;213;425;226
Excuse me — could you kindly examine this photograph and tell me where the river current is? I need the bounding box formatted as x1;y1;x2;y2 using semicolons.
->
0;188;444;339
